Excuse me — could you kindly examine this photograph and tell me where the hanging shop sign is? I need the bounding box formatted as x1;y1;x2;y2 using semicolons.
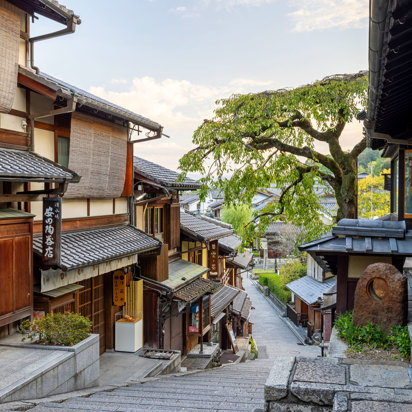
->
209;240;219;277
42;197;61;266
113;270;127;306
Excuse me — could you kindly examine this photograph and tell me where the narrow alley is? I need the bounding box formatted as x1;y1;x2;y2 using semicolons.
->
28;275;319;412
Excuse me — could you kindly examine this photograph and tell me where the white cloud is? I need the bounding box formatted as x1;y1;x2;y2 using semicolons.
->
89;76;277;169
170;6;187;13
288;0;368;32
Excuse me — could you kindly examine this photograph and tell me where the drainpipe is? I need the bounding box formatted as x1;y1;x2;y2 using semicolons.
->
29;17;77;74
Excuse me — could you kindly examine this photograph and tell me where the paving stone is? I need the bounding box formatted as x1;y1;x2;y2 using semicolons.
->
293;361;346;385
332;392;349;412
350;363;411;388
351;400;412;412
264;357;295;401
290;381;340;406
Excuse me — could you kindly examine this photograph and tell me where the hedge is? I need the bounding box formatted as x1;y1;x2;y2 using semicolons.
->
258;272;291;304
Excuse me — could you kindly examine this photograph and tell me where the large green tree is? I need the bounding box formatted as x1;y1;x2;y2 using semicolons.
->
179;73;368;241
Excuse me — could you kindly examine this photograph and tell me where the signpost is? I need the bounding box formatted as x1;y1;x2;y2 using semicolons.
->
42;197;61;266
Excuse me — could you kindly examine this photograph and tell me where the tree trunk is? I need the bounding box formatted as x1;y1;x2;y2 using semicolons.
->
335;158;358;221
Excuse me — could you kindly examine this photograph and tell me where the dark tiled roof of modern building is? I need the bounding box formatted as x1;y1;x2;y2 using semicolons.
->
133;156;199;190
18;67;162;133
0;148;79;182
33;225;162;271
180;211;233;241
174;277;217;303
286;276;336;306
210;285;240;318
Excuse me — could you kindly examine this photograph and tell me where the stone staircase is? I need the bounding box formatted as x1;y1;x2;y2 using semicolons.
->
30;359;272;411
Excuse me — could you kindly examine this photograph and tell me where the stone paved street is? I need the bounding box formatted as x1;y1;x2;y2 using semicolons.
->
28;274;319;411
243;274;319;359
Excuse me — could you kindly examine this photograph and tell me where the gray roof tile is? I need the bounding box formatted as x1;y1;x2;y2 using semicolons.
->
33;225;161;271
218;235;241;253
133;156;199;190
0;148;79;182
286;276;336;306
228;251;254;269
180;211;233;241
210;285;240;318
232;289;247;315
174;277;217;302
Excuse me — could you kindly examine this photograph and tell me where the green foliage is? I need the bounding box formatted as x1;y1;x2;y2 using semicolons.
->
278;259;306;285
19;312;92;347
257;260;306;304
179;73;368;243
358;148;380;170
335;312;411;360
358;169;390;219
249;337;258;356
221;203;252;235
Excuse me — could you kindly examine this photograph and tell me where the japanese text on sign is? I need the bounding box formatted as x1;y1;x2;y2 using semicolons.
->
42;197;61;266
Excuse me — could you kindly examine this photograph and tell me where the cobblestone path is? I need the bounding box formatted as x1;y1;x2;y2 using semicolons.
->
30;274;318;411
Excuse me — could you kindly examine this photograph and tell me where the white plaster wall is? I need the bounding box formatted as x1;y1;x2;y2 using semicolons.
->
31;201;42;221
34;128;54;160
89;199;113;216
115;198;128;214
348;255;392;279
62;199;88;219
12;87;26;111
135;205;144;230
18;38;26;66
0;113;24;132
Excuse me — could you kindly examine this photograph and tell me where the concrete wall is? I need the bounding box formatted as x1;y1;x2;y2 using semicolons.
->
0;334;99;403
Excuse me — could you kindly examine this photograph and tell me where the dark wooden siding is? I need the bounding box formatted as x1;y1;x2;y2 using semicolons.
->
167;203;180;249
139;244;169;282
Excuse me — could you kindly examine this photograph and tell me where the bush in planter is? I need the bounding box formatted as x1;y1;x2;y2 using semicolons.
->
19;312;92;347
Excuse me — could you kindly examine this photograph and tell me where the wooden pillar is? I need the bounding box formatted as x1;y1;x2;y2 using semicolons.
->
336;255;349;314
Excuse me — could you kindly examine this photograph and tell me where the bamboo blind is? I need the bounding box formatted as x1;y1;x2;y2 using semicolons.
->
65;112;127;198
123;280;143;320
0;0;20;113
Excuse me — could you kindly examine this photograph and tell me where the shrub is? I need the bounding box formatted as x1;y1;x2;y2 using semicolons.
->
267;275;291;304
19;312;92;347
258;272;274;286
335;312;411;360
278;260;306;285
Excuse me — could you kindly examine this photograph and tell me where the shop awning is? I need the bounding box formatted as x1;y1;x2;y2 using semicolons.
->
174;277;217;303
34;225;162;292
286;275;336;306
210;285;240;318
33;284;84;298
231;289;252;320
162;259;208;290
0;148;80;183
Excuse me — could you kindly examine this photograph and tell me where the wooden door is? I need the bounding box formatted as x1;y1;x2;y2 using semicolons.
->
78;275;106;354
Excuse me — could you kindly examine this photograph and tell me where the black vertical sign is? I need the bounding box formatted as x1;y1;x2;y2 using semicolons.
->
42;197;61;266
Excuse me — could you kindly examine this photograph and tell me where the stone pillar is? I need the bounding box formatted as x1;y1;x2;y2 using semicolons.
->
403;258;412;323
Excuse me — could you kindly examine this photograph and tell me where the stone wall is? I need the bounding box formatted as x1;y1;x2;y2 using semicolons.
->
264;356;412;411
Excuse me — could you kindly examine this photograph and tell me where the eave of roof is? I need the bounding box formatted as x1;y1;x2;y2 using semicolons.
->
33;225;162;271
210;285;240;318
162;259;208;290
174;277;217;303
18;67;162;133
133;156;200;191
286;275;336;306
0;148;80;183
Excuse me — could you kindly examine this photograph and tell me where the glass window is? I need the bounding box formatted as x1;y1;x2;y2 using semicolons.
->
58;136;70;168
154;208;159;233
405;151;412;216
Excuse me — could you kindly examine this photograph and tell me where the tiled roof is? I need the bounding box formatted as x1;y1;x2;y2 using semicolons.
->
0;208;34;219
133;156;199;190
240;297;252;320
228;251;254;269
174;277;217;302
210;285;240;318
180;194;199;205
180;211;233;241
163;259;208;290
33;225;162;271
300;219;412;275
208;199;224;210
286;275;336;306
232;289;247;315
18;67;162;133
0;148;79;182
219;235;241;253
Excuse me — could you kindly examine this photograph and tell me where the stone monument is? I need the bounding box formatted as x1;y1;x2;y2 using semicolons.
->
353;262;407;332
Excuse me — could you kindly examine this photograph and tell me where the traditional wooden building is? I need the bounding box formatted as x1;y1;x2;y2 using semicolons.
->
0;0;165;355
133;156;219;353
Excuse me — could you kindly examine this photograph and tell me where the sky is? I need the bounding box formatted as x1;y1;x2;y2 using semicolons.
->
31;0;369;171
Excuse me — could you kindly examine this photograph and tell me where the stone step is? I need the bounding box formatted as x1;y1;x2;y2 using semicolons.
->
110;387;263;396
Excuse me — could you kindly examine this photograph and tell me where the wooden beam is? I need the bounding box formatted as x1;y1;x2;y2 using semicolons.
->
33;213;129;234
0;128;30;149
0;194;45;202
18;73;57;101
34;121;55;131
